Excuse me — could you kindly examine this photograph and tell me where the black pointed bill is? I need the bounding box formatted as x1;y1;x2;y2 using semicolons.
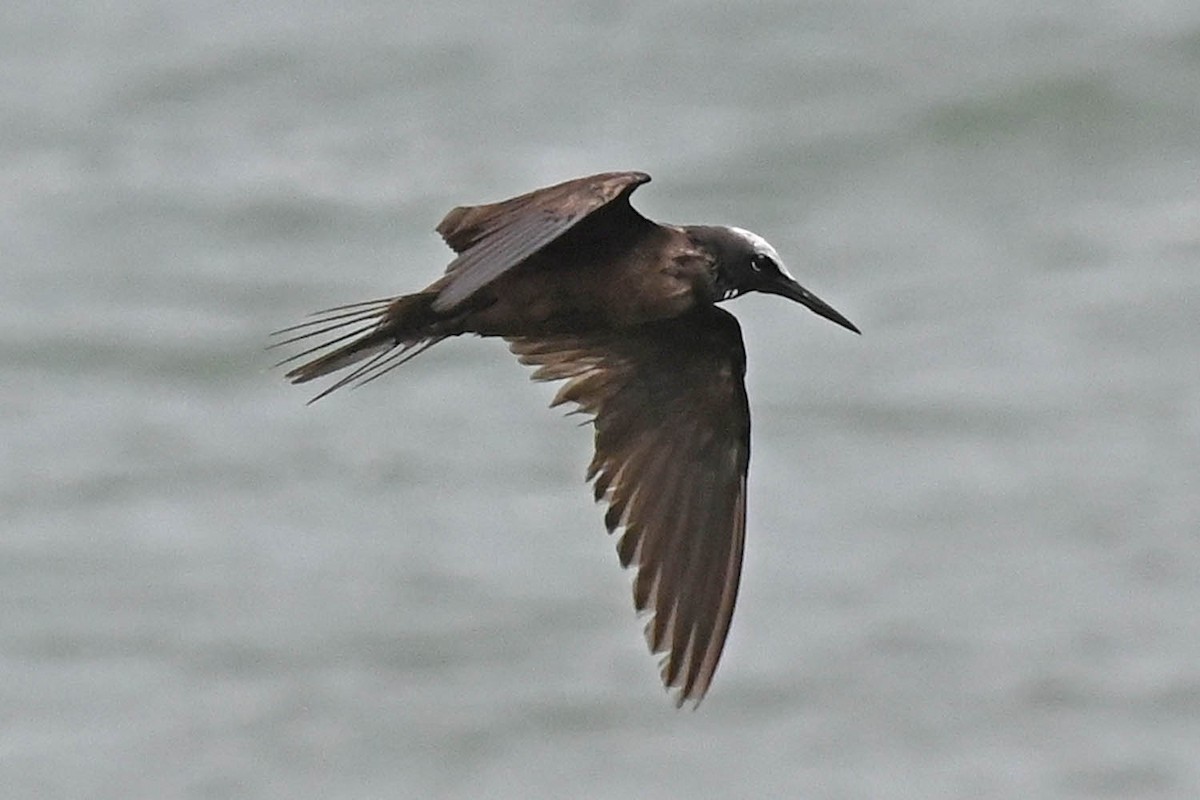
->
761;274;861;334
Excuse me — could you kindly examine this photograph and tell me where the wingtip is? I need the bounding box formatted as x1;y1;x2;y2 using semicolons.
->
671;687;704;711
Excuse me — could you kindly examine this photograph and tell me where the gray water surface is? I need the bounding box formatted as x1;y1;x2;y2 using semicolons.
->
4;2;1199;798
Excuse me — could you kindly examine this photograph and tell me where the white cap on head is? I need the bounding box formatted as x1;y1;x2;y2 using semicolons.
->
726;226;795;280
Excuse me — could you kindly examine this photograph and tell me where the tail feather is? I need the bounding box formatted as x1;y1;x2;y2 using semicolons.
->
270;291;447;399
284;333;394;383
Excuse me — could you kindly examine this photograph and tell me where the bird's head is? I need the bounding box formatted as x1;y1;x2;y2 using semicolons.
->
688;225;860;334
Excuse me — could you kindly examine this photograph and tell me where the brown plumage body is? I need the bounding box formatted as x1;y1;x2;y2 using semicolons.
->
273;171;858;705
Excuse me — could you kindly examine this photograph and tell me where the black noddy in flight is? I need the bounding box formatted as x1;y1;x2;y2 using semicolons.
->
272;171;859;706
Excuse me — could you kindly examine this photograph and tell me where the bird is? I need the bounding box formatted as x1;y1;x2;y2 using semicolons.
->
271;171;859;706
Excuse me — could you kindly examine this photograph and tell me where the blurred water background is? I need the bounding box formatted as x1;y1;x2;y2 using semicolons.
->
3;2;1199;797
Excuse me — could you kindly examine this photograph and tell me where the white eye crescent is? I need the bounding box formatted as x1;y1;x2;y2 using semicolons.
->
729;226;793;278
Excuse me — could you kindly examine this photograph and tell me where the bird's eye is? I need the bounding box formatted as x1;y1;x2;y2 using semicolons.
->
750;254;770;273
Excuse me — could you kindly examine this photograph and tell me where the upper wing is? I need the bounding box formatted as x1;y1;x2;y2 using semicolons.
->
432;171;652;312
509;306;751;706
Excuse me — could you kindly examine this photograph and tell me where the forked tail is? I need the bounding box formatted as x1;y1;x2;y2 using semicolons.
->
270;292;447;402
